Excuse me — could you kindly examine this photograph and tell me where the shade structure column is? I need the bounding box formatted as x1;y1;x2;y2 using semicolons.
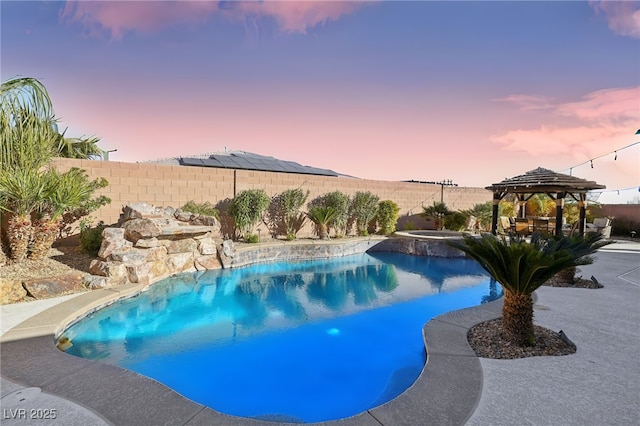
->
578;197;587;237
491;192;500;235
554;192;565;236
517;197;527;219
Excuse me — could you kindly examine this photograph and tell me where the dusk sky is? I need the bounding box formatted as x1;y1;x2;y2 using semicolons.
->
2;1;639;203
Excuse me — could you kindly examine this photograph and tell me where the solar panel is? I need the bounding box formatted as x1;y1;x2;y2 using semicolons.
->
179;152;339;176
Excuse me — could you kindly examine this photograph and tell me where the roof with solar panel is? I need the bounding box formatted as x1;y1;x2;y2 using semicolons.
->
146;151;344;177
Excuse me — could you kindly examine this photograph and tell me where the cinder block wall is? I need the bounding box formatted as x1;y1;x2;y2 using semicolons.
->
53;158;492;237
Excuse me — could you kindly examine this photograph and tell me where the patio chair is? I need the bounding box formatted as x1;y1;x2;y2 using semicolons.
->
532;218;549;234
586;218;612;238
498;216;512;234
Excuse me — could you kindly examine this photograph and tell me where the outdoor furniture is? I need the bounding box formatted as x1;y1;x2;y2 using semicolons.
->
586;218;612;238
499;216;512;234
514;218;529;235
532;218;550;234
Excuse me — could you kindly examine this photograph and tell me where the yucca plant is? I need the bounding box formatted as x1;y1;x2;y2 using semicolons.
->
307;206;338;240
350;191;379;236
449;232;610;346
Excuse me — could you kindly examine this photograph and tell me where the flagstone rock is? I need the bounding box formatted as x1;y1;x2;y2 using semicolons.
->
23;274;85;299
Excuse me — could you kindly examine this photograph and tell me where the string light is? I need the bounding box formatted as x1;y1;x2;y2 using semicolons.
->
556;140;639;174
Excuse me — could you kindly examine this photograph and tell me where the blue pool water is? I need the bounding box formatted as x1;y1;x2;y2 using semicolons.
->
62;252;499;423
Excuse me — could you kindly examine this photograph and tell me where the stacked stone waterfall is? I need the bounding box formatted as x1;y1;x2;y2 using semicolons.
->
85;203;225;289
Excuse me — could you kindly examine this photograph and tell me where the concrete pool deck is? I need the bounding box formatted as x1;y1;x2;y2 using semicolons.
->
1;241;639;425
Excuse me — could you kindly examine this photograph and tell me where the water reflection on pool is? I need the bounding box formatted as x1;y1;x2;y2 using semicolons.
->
61;252;499;423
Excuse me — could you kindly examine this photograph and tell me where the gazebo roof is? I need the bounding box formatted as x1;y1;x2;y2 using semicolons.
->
486;167;606;195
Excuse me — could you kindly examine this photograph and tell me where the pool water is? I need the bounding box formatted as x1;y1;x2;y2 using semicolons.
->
61;252;499;423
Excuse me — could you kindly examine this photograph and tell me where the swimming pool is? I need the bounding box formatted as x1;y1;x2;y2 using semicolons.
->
60;252;499;423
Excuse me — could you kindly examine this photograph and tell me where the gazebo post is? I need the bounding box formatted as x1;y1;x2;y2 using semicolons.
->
578;196;587;237
491;192;500;235
555;192;565;236
517;196;527;219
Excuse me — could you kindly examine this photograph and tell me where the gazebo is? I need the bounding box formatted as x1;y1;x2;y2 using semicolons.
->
486;167;606;236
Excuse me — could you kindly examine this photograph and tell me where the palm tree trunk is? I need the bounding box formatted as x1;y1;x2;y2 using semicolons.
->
29;217;61;260
318;224;329;240
502;290;535;346
7;214;33;262
0;243;7;266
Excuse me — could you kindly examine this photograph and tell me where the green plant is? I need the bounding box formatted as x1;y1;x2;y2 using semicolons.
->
1;76;109;262
525;194;555;217
266;188;309;240
0;167;46;261
421;202;451;230
308;191;350;237
181;200;219;219
244;233;259;243
79;218;105;256
229;189;270;240
498;199;516;218
444;211;467;231
376;200;400;235
462;202;493;231
611;217;638;237
350;191;379;236
306;206;338;240
449;232;611;346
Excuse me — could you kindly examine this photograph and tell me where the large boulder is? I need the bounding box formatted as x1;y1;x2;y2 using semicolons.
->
0;279;27;304
22;274;85;299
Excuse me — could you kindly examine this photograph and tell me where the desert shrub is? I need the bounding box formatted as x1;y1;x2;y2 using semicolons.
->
79;218;105;256
376;200;400;235
266;188;309;240
308;191;350;237
229;189;270;240
350;191;379;236
244;233;260;243
180;200;219;219
444;211;467;231
611;217;639;237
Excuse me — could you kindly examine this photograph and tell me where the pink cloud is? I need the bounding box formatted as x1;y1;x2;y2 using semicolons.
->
557;86;640;124
60;1;219;40
60;1;373;40
230;1;371;34
589;0;640;39
490;86;640;160
493;94;555;111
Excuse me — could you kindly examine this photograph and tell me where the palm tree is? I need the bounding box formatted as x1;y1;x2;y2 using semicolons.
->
1;76;109;261
422;201;451;230
449;233;610;346
0;168;46;261
29;168;96;260
1;77;58;170
55;132;105;160
307;206;338;240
